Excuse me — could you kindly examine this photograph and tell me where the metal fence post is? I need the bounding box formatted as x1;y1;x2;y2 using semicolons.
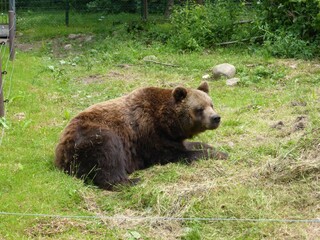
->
9;0;15;12
9;10;15;61
141;0;148;21
66;0;70;27
0;58;4;117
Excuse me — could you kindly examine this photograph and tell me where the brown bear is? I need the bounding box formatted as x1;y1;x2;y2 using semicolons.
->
55;81;227;190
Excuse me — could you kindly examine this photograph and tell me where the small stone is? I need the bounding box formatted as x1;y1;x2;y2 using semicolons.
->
64;44;72;50
143;55;158;61
226;78;240;86
202;74;211;80
212;63;236;79
14;112;25;121
289;64;297;69
68;34;81;40
85;35;93;42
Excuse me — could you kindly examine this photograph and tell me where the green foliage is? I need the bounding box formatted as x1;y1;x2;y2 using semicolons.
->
263;30;318;59
182;227;201;240
167;1;260;51
0;117;9;129
256;0;320;58
257;0;320;40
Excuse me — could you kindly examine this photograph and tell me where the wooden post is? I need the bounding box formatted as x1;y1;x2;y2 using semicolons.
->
141;0;148;21
9;10;15;61
66;0;70;27
0;58;4;117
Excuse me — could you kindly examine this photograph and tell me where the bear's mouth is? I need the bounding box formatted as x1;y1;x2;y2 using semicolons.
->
206;122;220;130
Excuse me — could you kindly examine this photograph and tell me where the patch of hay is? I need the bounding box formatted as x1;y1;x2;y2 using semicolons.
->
25;218;96;238
260;128;320;182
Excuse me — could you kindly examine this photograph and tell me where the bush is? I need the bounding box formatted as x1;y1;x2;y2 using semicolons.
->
263;30;317;59
167;1;260;51
256;0;320;41
256;0;320;58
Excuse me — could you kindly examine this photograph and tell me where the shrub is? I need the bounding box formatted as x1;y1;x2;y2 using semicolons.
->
167;1;260;51
256;0;320;58
263;30;317;59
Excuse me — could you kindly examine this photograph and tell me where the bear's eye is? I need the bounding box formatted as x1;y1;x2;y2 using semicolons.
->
195;107;204;115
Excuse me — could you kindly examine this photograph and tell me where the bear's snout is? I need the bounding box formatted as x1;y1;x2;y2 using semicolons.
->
206;114;221;129
210;114;221;124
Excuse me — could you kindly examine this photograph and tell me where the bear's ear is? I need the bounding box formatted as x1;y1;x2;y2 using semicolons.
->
197;81;209;94
173;87;187;102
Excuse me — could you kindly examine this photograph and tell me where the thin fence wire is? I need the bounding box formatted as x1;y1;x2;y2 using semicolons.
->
0;211;319;223
0;11;15;146
0;14;15;96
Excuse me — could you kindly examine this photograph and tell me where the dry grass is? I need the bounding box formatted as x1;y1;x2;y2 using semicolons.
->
260;127;320;182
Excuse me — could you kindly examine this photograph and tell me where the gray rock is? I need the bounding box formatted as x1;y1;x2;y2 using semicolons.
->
64;44;72;50
213;63;236;79
226;78;240;86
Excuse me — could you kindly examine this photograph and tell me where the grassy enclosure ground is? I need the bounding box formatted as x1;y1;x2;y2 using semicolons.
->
0;12;319;239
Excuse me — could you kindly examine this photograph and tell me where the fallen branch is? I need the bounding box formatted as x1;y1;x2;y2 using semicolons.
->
216;35;264;46
234;20;253;24
143;59;179;67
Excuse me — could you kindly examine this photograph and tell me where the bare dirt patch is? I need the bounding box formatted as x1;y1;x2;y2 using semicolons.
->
106;70;141;82
271;115;309;137
80;74;106;84
25;218;99;238
16;41;42;52
77;69;143;85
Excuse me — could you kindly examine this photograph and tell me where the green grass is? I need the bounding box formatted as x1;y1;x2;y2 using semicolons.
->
0;12;319;239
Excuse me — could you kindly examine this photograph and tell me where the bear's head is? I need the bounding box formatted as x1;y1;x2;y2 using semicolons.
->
173;81;221;137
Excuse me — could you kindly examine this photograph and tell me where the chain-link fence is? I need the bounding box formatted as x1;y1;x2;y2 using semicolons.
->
16;0;166;13
13;1;227;26
11;0;180;34
16;0;171;23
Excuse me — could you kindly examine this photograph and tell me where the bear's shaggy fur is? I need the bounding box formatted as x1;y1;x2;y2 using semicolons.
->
55;82;227;190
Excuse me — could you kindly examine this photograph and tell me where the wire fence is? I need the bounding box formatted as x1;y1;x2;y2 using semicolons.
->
15;0;169;21
0;6;15;144
12;0;246;26
16;0;168;13
1;211;320;224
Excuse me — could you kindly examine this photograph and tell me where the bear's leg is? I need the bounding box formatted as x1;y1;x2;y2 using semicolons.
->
159;143;227;165
182;141;228;162
90;131;136;190
184;141;213;150
73;129;135;190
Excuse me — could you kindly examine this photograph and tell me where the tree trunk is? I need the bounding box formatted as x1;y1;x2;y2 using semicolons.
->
165;0;174;18
141;0;148;21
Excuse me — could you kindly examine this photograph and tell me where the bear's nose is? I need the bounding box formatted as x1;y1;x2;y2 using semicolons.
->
211;114;221;124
